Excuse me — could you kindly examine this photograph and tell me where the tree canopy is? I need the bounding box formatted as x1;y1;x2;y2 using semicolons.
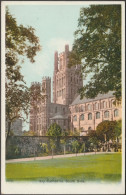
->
47;123;62;137
88;130;99;146
114;120;122;138
68;5;121;101
96;120;117;141
6;8;41;137
72;140;80;155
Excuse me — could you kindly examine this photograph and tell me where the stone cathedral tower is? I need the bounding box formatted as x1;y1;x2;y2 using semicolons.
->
30;77;51;136
30;44;83;135
29;44;121;136
53;44;83;105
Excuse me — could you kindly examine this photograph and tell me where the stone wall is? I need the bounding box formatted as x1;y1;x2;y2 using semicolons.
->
6;136;48;159
6;136;88;159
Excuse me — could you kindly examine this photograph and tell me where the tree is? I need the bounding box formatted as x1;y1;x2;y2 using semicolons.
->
88;130;99;153
6;8;41;138
6;83;30;137
114;120;122;151
68;5;121;101
47;123;62;157
40;143;48;154
72;140;79;156
96;120;117;142
60;132;68;155
114;120;122;141
50;139;56;159
46;123;62;137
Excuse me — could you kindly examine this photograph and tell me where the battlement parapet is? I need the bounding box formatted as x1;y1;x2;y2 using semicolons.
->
65;44;69;52
31;81;41;86
42;76;51;81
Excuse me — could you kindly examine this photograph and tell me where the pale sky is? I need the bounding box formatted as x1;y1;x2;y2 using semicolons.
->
7;3;89;130
8;4;89;87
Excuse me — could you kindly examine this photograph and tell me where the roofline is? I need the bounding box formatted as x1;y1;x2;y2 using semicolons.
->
70;93;115;106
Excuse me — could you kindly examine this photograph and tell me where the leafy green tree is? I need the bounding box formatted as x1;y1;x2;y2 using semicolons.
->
46;123;62;137
114;120;122;151
60;132;68;155
72;140;79;156
6;8;41;138
88;131;99;153
68;5;121;101
40;143;48;154
47;123;62;157
96;120;117;142
114;120;122;141
80;143;86;154
50;139;56;159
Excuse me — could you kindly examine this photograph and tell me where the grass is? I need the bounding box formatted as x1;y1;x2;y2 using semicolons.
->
6;153;122;182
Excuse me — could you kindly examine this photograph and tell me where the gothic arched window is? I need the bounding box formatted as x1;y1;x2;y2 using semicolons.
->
80;105;84;112
111;99;115;107
73;115;77;121
88;113;92;120
80;114;84;121
114;109;119;117
87;104;92;111
102;101;106;108
96;112;100;119
104;111;109;118
95;102;98;110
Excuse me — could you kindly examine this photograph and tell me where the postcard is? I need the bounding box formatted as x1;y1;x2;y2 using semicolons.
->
1;1;125;194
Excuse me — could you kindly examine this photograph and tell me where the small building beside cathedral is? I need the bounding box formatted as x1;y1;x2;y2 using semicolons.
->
29;45;122;136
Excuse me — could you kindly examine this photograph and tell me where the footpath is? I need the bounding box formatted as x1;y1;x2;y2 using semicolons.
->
6;151;115;163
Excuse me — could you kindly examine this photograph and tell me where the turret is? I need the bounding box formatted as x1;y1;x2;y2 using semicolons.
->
53;51;58;103
30;82;41;102
42;76;51;104
54;51;58;72
65;44;69;53
65;44;69;70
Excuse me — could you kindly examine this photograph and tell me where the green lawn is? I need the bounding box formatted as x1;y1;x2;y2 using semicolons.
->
6;153;122;182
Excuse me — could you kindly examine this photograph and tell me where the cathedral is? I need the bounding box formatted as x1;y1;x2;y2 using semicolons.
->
29;45;122;136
